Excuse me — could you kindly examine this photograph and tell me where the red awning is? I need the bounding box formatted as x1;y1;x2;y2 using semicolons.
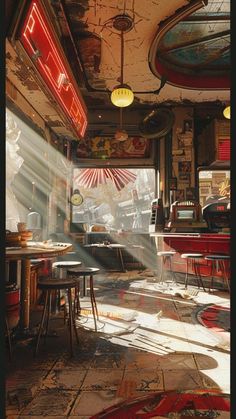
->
74;169;136;191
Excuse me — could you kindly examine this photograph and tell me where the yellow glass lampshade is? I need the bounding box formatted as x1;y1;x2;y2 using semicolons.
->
223;105;230;119
111;85;134;107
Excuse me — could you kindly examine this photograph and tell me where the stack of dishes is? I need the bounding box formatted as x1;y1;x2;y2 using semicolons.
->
6;231;21;247
20;230;33;247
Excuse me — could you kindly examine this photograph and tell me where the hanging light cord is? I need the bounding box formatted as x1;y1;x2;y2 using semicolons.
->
120;30;124;85
120;107;123;130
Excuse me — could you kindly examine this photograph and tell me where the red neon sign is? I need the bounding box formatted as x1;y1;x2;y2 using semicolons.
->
19;0;87;138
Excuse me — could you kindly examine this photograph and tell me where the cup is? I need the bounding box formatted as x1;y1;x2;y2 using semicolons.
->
17;222;27;232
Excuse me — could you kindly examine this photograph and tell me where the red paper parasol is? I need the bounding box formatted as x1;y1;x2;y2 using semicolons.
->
74;169;136;191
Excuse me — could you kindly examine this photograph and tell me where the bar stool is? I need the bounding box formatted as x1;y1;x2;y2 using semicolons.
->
35;278;79;357
205;255;230;292
52;261;82;279
67;267;100;331
181;253;206;291
156;251;176;286
52;261;82;314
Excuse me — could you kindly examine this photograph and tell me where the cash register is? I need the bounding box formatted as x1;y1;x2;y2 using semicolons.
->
167;200;208;232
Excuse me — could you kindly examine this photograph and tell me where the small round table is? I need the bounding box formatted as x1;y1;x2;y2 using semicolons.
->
6;242;73;331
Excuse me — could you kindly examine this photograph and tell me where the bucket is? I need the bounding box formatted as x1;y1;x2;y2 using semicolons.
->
5;286;20;330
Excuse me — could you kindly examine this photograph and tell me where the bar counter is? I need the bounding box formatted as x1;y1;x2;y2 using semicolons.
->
150;232;230;277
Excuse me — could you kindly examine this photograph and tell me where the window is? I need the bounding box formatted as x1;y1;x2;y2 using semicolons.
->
72;168;155;233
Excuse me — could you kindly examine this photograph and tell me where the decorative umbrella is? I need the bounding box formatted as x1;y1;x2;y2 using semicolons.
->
74;168;136;191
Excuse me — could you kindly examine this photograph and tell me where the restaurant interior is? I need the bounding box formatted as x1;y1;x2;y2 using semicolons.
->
5;0;231;417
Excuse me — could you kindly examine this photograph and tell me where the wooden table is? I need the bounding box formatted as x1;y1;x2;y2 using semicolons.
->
6;242;73;330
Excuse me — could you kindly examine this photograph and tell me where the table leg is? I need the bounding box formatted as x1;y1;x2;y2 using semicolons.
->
118;248;126;272
20;259;31;330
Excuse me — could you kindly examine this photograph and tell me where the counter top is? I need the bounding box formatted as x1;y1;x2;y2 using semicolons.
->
150;232;230;239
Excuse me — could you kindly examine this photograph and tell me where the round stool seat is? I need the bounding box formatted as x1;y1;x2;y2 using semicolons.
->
181;253;203;259
157;251;176;257
67;267;100;275
205;255;230;260
53;261;81;268
38;278;77;290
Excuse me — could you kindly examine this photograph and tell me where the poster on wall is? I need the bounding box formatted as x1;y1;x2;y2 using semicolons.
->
186;187;197;201
178;134;193;147
175;189;185;201
178;161;192;183
75;136;151;159
178;161;191;174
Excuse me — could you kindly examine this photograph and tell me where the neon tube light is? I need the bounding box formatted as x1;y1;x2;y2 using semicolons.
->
19;0;87;138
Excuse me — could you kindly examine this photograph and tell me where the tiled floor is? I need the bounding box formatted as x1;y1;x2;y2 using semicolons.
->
6;269;230;418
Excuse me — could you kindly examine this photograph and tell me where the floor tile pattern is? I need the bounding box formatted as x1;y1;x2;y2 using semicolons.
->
6;269;230;418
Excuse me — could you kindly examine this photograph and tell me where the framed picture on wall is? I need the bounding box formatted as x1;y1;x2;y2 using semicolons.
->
169;177;177;190
178;161;191;174
183;119;193;133
186;187;197;201
179;173;190;183
175;189;185;201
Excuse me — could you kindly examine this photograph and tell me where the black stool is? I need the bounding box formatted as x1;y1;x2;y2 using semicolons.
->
205;254;230;292
52;261;82;278
181;253;206;291
52;261;82;314
67;267;100;331
156;251;176;286
35;278;79;357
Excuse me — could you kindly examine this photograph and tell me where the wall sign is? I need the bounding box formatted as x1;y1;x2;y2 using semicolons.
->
18;0;87;138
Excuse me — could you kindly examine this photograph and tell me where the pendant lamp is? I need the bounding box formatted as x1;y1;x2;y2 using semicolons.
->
223;105;230;119
111;15;134;108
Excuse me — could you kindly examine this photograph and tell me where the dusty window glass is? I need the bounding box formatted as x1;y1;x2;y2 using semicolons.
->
72;168;155;233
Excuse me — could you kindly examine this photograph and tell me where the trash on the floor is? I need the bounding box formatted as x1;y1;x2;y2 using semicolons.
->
175;289;199;299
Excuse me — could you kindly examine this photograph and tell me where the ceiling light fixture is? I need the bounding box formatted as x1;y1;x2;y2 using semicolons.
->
223;105;230;119
111;14;134;108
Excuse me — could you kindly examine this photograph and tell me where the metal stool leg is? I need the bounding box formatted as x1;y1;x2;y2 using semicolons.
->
44;292;52;341
89;275;98;331
67;288;74;357
184;259;189;289
193;259;201;289
209;260;215;293
220;260;230;292
35;290;49;356
168;256;175;284
159;256;164;284
5;317;12;360
193;259;206;292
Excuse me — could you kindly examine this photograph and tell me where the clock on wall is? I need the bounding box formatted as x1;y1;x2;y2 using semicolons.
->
70;189;83;206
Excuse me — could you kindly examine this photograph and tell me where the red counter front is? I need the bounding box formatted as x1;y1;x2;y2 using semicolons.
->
151;233;230;278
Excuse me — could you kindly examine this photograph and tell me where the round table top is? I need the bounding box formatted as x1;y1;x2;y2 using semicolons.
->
84;243;126;248
5;242;73;261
